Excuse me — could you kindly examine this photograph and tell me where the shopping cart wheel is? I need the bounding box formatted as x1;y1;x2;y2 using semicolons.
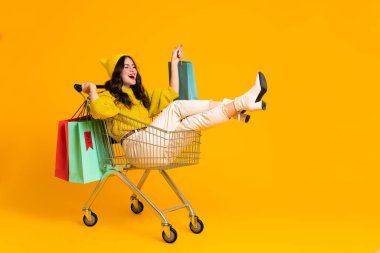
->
162;227;177;243
130;200;144;214
189;217;204;234
83;212;98;227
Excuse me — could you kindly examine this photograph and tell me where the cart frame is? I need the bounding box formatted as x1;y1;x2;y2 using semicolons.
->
80;100;204;243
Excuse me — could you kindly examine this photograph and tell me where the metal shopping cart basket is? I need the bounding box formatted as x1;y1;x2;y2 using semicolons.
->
74;84;204;243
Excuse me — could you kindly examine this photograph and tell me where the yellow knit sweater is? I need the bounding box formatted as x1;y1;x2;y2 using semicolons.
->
89;87;178;141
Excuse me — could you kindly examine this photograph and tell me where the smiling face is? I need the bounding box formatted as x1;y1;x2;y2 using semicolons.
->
121;57;137;88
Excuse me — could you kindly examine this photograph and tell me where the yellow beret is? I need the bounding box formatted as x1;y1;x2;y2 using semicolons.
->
100;53;126;78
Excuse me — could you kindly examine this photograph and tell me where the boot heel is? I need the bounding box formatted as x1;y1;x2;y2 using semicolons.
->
243;113;250;123
236;112;250;123
262;101;266;110
255;72;267;102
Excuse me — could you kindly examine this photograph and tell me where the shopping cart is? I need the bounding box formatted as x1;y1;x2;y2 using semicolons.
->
74;84;204;243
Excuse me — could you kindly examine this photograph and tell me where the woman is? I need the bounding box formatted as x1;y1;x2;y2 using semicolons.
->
82;45;267;167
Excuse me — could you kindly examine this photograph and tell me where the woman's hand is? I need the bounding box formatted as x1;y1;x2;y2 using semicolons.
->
82;82;96;94
82;82;99;101
171;44;183;64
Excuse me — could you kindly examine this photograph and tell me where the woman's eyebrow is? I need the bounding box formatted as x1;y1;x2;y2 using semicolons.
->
124;64;136;67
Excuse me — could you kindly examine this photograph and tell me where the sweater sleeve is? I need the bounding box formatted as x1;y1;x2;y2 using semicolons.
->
89;91;120;119
148;86;179;117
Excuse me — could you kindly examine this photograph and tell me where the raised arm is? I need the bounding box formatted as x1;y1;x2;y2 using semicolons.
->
170;44;183;94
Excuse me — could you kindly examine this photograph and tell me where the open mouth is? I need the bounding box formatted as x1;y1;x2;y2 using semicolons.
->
128;75;136;80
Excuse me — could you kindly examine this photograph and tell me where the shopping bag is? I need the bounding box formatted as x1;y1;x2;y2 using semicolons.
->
55;116;87;181
55;119;70;181
68;120;104;184
168;61;199;100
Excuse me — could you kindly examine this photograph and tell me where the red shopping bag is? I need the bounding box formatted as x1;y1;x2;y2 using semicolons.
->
55;114;89;181
55;119;70;181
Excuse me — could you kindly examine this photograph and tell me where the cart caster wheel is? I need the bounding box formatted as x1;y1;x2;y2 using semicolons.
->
189;217;204;234
162;227;177;243
83;212;98;227
131;200;144;214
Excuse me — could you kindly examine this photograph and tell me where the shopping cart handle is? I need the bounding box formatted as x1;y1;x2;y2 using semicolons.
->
74;84;105;92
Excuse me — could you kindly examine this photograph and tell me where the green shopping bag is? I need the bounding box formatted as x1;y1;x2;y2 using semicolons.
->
168;61;199;100
68;120;105;184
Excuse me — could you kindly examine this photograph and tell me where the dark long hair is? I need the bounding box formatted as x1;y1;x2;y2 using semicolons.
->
104;56;151;109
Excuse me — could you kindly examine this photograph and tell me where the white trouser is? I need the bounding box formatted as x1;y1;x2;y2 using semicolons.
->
122;100;230;168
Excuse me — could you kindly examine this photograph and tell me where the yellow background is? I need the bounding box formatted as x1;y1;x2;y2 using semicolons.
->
1;0;380;252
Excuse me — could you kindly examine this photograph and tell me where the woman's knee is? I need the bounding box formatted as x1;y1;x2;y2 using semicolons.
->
168;100;184;111
171;100;182;106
